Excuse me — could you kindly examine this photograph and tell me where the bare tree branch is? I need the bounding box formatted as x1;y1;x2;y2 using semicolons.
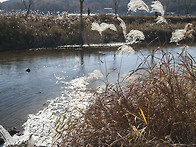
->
21;0;34;15
113;0;121;16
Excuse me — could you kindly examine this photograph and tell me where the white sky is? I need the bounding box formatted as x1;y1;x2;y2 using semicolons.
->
0;0;8;3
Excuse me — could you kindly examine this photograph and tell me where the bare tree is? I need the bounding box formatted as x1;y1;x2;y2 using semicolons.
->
182;0;193;15
80;0;84;20
176;0;181;15
165;0;170;14
65;0;70;12
79;0;84;45
113;0;121;16
21;0;33;15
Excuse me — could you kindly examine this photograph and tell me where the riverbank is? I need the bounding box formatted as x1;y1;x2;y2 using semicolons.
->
0;14;195;50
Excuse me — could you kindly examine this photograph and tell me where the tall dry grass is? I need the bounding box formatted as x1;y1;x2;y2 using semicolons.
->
55;48;196;146
0;14;195;50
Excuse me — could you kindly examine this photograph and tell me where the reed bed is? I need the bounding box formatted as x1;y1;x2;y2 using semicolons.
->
0;14;195;50
55;48;196;146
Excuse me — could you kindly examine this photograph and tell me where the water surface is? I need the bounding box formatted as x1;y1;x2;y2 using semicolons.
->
0;46;195;130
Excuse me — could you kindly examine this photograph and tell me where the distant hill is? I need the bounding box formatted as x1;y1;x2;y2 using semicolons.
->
0;0;195;15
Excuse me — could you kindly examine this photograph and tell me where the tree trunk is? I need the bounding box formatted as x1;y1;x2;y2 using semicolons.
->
27;3;32;14
184;0;191;15
65;0;70;12
114;0;117;16
79;0;84;45
22;0;33;15
113;0;120;17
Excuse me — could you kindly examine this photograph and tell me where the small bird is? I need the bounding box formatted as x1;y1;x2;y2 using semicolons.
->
26;68;31;72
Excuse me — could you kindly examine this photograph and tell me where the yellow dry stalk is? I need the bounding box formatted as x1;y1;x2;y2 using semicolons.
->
147;100;150;124
139;107;148;125
125;107;148;125
128;136;138;142
53;133;57;144
131;125;140;136
125;132;137;142
126;125;143;142
126;109;143;122
86;118;95;128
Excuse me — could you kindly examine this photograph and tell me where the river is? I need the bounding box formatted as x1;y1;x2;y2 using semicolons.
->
0;45;195;131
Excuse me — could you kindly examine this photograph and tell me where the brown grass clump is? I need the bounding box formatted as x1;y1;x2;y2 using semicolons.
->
55;48;196;146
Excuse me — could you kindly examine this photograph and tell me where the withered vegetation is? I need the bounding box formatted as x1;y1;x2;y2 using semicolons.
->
55;48;196;146
0;14;195;50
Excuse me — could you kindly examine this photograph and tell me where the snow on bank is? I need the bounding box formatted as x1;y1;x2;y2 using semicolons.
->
28;43;125;51
57;42;125;49
3;70;103;147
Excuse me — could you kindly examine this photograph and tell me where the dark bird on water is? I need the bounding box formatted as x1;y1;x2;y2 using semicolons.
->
26;68;30;72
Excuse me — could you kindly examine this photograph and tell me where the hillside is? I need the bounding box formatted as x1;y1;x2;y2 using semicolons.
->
0;0;196;15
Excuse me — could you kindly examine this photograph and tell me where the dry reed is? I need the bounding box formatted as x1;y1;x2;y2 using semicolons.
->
55;48;196;146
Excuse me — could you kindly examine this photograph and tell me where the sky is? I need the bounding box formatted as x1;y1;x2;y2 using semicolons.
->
0;0;8;3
